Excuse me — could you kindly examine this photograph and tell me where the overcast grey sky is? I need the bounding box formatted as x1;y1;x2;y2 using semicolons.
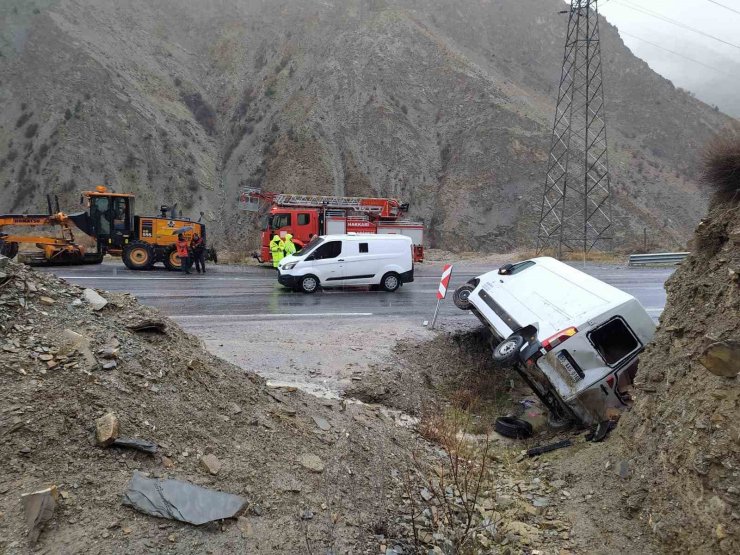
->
595;0;740;116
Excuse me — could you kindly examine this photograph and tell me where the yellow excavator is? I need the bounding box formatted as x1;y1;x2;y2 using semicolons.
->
0;186;215;270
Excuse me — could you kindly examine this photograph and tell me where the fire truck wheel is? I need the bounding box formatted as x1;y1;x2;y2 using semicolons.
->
163;247;182;271
300;275;320;294
453;284;475;310
381;272;401;292
122;241;155;271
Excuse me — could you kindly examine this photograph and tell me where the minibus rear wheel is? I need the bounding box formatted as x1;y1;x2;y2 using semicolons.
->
492;334;526;365
381;272;401;292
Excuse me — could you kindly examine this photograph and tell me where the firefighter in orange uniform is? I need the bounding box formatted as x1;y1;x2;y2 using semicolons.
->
176;233;191;274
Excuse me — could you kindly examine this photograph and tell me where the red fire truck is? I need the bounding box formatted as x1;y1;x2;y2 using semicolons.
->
240;190;425;264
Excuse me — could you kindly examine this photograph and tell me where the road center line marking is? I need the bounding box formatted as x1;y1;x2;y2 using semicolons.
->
170;312;374;319
55;276;267;281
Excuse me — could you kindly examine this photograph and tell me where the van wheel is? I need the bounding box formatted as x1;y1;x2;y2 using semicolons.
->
453;284;475;310
300;275;319;294
492;335;526;365
381;272;400;292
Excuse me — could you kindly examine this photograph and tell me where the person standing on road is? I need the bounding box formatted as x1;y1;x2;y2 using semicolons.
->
283;233;296;257
191;232;206;274
176;233;191;275
270;234;285;268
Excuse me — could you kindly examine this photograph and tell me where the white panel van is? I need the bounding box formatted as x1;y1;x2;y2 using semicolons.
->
454;257;656;427
277;234;414;293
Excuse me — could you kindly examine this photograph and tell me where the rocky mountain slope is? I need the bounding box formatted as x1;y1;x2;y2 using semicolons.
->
0;0;733;252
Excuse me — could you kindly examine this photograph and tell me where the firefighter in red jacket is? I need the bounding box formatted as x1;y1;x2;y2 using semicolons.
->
176;233;191;274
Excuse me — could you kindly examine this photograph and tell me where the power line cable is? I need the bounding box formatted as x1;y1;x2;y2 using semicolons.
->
704;0;740;16
619;31;733;75
614;0;740;51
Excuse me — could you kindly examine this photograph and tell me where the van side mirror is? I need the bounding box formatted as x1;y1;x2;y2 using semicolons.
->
305;254;315;261
498;263;514;275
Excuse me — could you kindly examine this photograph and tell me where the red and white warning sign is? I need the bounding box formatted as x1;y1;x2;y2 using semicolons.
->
437;264;453;300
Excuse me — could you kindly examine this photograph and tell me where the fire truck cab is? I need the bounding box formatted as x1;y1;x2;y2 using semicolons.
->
243;191;425;264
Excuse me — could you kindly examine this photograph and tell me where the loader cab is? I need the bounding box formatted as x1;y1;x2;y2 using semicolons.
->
84;187;135;253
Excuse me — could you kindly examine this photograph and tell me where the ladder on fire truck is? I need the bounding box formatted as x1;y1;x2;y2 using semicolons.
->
240;188;405;219
275;194;388;213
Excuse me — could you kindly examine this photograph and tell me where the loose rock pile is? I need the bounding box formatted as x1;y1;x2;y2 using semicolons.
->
611;194;740;553
0;255;594;553
0;257;430;553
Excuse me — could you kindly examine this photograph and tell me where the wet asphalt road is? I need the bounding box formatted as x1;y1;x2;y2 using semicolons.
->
38;260;674;323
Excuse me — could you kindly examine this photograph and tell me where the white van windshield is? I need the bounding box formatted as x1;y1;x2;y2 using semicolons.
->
296;236;324;257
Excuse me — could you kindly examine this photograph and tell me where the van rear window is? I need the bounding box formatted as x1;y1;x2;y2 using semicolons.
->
588;317;640;366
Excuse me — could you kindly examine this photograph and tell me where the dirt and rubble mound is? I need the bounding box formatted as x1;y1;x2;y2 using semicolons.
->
347;327;510;417
611;149;739;552
0;256;437;553
0;258;591;554
551;136;740;554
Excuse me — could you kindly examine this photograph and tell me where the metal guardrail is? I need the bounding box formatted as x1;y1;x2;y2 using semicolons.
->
628;252;690;266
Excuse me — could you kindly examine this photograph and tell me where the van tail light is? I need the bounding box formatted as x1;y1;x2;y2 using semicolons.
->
606;375;615;389
542;327;578;352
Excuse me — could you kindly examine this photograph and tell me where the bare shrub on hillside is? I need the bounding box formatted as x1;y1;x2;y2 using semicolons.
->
406;410;493;553
702;126;740;203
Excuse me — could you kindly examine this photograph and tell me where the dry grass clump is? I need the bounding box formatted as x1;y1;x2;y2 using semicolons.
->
702;126;740;203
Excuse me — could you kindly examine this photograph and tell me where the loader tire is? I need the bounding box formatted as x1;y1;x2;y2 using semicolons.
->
123;241;155;271
163;247;182;271
0;240;19;259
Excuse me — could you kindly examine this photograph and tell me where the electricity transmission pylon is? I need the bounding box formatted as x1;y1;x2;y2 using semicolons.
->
536;0;612;257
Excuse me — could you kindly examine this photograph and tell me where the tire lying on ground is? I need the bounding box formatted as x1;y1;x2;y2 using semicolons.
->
122;241;155;271
495;416;534;439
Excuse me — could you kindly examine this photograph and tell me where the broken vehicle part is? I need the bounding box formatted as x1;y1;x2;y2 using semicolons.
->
127;320;167;333
21;485;58;544
111;437;158;455
585;420;616;442
526;439;572;457
122;471;247;525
